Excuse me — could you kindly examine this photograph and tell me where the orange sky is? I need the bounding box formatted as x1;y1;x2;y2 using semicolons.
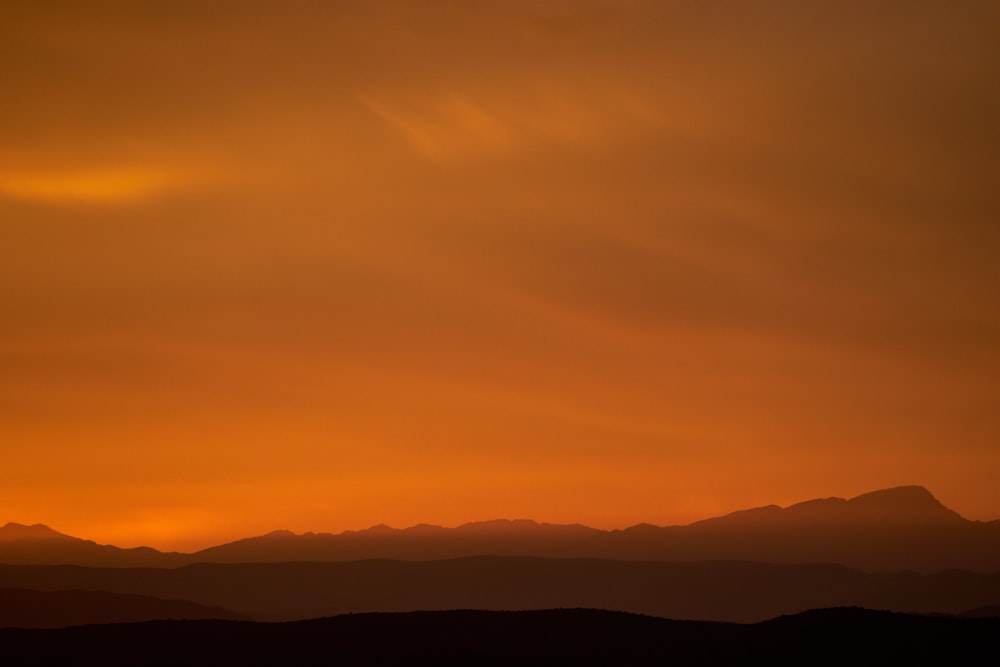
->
2;1;999;552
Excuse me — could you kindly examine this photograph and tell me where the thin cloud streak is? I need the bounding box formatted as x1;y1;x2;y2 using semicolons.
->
0;168;186;204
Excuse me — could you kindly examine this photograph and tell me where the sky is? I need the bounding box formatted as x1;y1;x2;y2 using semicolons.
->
2;0;999;552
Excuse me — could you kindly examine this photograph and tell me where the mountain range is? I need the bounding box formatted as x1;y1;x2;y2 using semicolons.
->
2;486;999;628
3;486;999;572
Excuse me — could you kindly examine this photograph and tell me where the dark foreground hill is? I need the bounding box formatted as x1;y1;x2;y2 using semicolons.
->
4;487;998;572
0;607;995;666
2;557;999;623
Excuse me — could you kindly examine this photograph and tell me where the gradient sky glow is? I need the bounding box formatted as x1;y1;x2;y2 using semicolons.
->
2;1;999;551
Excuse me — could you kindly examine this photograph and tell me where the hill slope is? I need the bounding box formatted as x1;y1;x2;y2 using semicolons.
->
0;588;247;628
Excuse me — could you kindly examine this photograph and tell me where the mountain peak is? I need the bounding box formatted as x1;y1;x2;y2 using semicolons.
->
261;529;298;539
850;485;939;507
0;523;71;542
847;486;961;519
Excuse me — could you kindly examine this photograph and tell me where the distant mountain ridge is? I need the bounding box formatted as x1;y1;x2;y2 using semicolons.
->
0;523;69;541
3;486;999;572
693;486;963;527
0;522;186;568
2;558;999;623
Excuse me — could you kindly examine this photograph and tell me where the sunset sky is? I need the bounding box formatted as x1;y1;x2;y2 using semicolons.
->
2;1;998;551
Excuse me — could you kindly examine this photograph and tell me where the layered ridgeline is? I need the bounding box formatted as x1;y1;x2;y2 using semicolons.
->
3;487;998;572
2;558;999;623
2;486;999;626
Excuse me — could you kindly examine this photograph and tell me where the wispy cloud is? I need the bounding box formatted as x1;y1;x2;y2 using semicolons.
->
360;94;517;161
358;84;676;162
0;167;180;204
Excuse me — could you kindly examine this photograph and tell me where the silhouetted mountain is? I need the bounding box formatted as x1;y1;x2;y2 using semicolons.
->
0;588;247;628
691;486;961;528
2;558;998;623
0;523;67;541
191;519;605;565
3;487;998;572
188;486;1000;573
652;485;997;572
0;522;185;567
0;607;994;666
